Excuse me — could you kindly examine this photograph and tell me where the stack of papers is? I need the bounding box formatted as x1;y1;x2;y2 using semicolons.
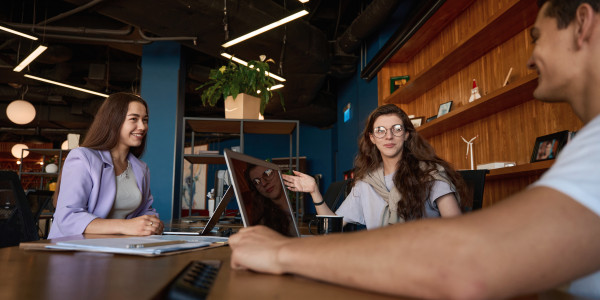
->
46;235;228;255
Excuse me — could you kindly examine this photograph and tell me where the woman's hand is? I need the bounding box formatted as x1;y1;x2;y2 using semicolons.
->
123;215;164;235
282;171;317;194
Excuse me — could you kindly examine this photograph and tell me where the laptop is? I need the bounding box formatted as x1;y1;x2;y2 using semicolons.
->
224;149;300;237
163;187;234;236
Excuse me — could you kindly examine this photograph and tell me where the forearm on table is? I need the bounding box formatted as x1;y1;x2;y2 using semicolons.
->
275;187;600;299
84;218;128;235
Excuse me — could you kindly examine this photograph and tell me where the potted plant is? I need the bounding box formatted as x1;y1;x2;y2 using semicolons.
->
197;55;284;119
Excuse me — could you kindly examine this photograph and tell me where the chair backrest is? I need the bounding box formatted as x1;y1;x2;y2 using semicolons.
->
0;171;39;247
26;190;55;223
457;170;489;213
322;179;350;212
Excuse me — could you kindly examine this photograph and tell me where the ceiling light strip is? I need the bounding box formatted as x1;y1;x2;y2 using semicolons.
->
0;25;38;40
221;10;308;48
24;74;109;97
221;53;286;82
13;45;48;72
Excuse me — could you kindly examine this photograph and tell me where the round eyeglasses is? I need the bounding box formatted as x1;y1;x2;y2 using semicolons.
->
252;168;274;186
372;124;404;138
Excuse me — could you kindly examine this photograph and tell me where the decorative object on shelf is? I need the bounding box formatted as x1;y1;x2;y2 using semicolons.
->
196;55;284;119
45;156;58;173
437;101;453;118
67;133;80;149
6;99;36;125
530;130;569;163
468;79;482;103
476;162;516;170
45;163;58;173
390;75;410;93
503;67;513;87
425;115;438;123
461;135;478;170
409;116;425;128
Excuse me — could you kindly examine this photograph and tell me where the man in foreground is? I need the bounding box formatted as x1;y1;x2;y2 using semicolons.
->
229;1;600;299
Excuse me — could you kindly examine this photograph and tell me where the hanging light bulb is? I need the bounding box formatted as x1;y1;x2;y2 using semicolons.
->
11;144;29;159
6;100;36;124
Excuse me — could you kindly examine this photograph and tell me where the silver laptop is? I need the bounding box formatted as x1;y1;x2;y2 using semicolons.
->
224;149;300;237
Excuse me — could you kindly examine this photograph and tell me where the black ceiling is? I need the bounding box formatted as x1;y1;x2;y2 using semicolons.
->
0;0;423;148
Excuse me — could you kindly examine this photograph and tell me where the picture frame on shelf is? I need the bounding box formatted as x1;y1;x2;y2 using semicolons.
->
409;116;425;128
437;101;453;118
530;130;569;163
426;115;438;123
390;75;410;93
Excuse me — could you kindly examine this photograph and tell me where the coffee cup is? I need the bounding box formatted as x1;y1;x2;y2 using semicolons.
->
309;215;343;235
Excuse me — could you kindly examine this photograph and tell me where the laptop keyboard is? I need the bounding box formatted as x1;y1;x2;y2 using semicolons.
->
166;260;221;300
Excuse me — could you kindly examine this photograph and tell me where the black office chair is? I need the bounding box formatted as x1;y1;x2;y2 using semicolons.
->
322;179;351;212
0;171;39;248
26;190;55;239
457;169;489;213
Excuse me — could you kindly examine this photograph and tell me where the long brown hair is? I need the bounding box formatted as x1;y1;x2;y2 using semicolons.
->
353;104;468;220
81;92;148;158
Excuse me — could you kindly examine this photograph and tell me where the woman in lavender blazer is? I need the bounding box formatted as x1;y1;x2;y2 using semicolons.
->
48;93;163;239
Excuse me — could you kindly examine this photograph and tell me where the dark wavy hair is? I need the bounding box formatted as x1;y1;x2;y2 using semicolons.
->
353;104;468;220
81;92;148;158
538;0;600;28
244;164;292;236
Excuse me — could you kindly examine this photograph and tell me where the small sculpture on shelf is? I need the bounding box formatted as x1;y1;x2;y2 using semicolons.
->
461;135;478;170
468;79;482;102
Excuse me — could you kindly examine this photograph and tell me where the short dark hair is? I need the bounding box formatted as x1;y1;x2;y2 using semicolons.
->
538;0;600;28
81;92;148;158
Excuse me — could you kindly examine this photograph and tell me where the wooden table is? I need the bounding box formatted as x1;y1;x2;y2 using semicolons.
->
0;230;587;299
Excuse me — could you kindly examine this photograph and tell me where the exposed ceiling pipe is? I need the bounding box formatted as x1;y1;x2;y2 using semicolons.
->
41;33;151;44
138;28;198;44
7;22;133;36
38;0;106;26
336;0;402;54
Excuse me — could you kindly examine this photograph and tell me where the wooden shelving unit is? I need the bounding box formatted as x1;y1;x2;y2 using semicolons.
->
417;73;538;139
486;160;554;180
384;0;537;105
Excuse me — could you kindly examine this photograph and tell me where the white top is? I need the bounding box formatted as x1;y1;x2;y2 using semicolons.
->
335;172;454;229
107;161;142;219
532;115;600;298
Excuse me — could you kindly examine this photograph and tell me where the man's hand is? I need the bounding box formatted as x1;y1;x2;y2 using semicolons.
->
229;225;291;274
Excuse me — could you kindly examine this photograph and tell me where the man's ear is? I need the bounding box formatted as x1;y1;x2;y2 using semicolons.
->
575;3;597;48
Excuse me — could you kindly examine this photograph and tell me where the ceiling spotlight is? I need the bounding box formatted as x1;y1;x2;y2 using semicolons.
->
6;99;36;125
0;25;38;40
24;74;109;97
221;53;286;82
298;0;309;2
221;10;309;48
11;144;29;159
13;45;48;72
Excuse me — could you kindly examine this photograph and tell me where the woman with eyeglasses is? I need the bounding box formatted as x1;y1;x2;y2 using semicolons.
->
244;164;295;236
283;104;466;229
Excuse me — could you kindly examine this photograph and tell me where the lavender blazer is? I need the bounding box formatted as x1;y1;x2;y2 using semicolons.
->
48;147;158;239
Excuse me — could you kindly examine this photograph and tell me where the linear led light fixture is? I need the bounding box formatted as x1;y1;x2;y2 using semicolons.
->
221;10;308;48
24;74;109;97
221;53;286;82
0;25;38;40
13;45;48;72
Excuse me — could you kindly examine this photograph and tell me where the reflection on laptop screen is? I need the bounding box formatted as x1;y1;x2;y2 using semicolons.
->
224;149;299;237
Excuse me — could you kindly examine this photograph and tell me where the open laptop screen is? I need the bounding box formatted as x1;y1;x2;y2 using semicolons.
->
224;149;300;237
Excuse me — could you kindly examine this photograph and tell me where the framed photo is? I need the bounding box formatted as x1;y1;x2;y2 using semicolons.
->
530;130;569;163
409;116;425;128
437;101;453;117
426;115;438;123
390;75;410;93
